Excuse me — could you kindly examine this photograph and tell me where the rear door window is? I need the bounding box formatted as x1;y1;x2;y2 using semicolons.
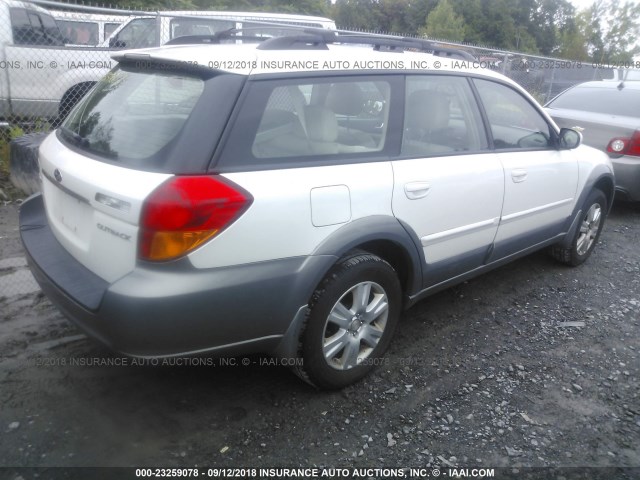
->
219;76;398;170
402;75;488;156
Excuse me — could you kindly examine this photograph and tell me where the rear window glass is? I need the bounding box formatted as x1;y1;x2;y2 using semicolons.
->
548;86;640;118
61;67;204;163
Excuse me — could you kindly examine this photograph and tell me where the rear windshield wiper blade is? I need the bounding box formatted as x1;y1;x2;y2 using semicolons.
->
61;128;90;148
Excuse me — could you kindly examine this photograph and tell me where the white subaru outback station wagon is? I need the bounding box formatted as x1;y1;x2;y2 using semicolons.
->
20;29;614;389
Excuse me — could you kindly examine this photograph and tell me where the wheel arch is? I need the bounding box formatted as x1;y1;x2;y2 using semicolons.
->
561;169;614;249
272;216;424;360
593;175;615;213
311;215;424;299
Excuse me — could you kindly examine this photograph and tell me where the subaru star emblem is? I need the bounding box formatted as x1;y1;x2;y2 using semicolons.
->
53;169;62;182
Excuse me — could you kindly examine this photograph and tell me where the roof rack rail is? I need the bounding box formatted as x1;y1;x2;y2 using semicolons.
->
257;29;476;61
164;24;475;61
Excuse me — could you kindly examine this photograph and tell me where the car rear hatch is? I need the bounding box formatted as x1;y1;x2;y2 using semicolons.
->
40;59;245;284
39;134;170;283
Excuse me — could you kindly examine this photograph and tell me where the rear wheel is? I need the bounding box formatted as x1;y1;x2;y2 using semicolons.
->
551;188;607;266
297;251;401;389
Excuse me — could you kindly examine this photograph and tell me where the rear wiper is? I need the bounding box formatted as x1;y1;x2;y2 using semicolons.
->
61;128;89;148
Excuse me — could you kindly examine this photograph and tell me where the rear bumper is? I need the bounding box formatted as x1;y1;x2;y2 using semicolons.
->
611;155;640;202
20;194;334;357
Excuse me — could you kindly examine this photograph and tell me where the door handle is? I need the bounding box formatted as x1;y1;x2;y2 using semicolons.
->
404;181;431;200
511;169;528;183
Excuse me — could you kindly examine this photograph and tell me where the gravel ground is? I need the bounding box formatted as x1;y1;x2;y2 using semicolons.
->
0;199;638;480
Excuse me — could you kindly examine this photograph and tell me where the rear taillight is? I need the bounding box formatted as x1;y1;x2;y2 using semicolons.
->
139;176;252;262
606;130;640;157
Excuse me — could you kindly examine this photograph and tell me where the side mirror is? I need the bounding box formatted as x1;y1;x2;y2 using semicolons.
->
558;128;581;149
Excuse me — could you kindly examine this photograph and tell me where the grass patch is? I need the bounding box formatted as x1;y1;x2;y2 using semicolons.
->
0;125;25;179
0;121;51;200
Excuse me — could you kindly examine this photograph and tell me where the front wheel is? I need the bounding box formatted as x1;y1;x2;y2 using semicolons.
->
297;252;401;389
551;188;607;266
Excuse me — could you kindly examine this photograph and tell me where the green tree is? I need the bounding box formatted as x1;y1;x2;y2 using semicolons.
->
420;0;465;42
529;0;575;55
405;0;438;35
373;0;413;34
334;0;377;30
599;0;640;62
574;0;639;63
556;14;590;60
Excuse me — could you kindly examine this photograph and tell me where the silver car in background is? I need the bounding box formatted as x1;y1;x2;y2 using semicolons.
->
545;81;640;202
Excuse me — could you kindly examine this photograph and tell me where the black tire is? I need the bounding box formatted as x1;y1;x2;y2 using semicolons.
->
296;251;401;390
551;188;607;266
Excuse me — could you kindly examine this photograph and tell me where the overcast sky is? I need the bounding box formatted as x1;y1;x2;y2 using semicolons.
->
568;0;594;10
569;0;640;10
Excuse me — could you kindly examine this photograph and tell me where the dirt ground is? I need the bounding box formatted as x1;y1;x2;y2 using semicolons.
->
0;199;639;480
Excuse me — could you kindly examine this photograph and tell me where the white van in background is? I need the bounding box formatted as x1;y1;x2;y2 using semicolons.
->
51;11;129;46
105;11;337;49
1;3;336;120
0;0;113;119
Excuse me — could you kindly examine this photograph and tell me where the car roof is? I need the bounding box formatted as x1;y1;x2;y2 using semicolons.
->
112;41;512;83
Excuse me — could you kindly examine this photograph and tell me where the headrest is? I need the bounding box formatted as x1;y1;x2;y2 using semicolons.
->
304;105;338;143
406;90;450;131
326;83;365;116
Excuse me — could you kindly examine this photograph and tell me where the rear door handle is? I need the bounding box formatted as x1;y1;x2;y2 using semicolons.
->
404;181;431;200
511;169;528;183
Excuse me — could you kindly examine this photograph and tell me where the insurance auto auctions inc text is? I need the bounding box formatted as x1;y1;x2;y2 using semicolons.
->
202;467;496;478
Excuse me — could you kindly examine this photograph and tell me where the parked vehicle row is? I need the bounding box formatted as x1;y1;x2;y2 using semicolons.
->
105;10;336;50
0;1;112;119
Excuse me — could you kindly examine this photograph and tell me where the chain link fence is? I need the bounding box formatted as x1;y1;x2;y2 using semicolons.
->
343;27;619;105
0;0;621;300
0;1;619;128
436;43;616;105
